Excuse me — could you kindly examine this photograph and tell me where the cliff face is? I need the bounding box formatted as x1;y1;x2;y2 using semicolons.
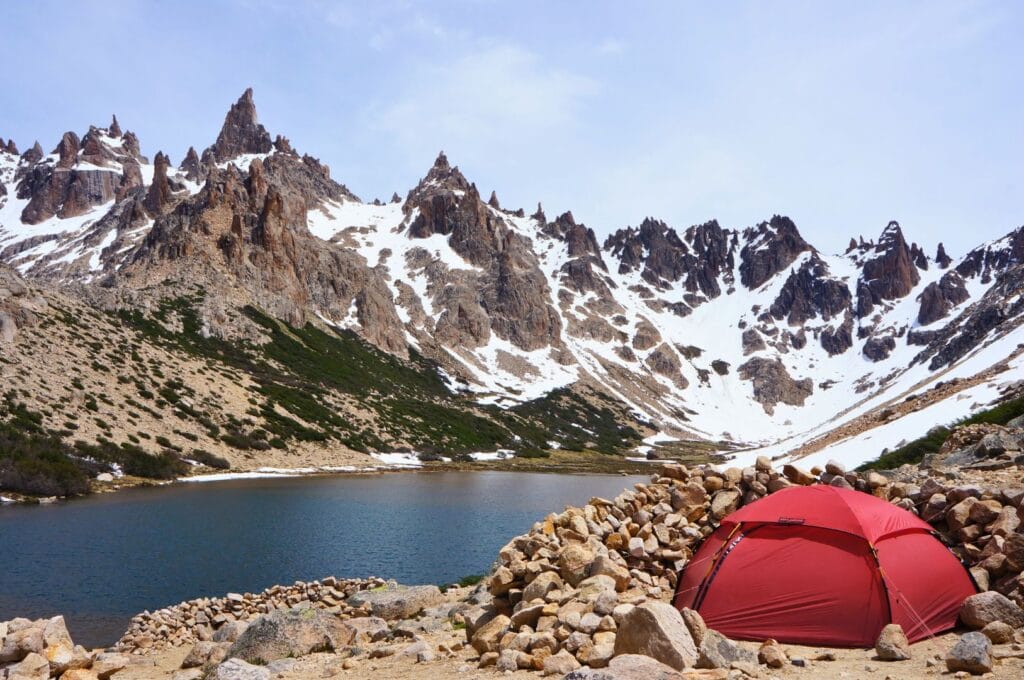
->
2;88;1023;450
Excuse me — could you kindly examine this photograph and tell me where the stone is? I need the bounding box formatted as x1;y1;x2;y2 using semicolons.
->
61;671;100;680
578;574;618;602
696;629;756;668
959;591;1024;629
463;606;497;639
945;631;992;675
604;653;690;679
524;571;564;602
212;621;248;643
346;584;443;620
590;555;631;592
542;648;580;676
210;658;271;680
91;652;129;679
181;641;229;668
6;652;49;680
758;639;787;669
613;601;698;670
470;614;510;654
680;608;706;647
980;620;1014;644
709;490;741;520
874;623;910;661
340;616;388;643
227;607;353;663
559;544;596;587
0;625;44;663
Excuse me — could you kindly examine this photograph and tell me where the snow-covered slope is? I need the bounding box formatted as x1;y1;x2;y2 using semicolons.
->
3;89;1022;469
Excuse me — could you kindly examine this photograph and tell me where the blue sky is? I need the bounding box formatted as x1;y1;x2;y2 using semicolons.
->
2;1;1021;254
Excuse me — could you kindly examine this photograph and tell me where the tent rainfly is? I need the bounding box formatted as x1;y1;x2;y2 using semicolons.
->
672;485;977;647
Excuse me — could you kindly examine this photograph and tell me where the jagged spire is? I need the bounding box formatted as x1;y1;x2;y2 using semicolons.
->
531;202;546;223
109;115;122;137
144;151;172;216
390;192;401;204
488;190;500;209
935;242;952;269
209;87;273;162
432;150;450;171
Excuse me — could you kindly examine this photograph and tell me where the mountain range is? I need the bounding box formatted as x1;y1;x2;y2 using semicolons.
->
2;89;1023;486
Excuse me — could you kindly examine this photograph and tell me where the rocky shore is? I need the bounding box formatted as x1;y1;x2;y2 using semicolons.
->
5;420;1024;679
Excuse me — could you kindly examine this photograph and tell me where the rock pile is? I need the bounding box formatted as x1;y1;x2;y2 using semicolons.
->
472;451;1024;671
115;576;388;653
0;615;128;680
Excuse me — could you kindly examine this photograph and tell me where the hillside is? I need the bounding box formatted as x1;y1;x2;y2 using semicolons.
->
2;88;1024;494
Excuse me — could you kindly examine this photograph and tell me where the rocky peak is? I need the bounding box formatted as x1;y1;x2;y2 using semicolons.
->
20;142;43;165
180;146;203;182
739;215;811;290
122;131;142;160
956;226;1024;283
544;211;603;260
144;151;172;216
936;242;952;269
917;271;969;325
109;115;122;137
531;202;546;223
54;131;80;169
856;221;922;317
487;190;500;209
273;135;293;154
209;88;273;162
390;192;401;204
3;138;17;155
409;152;472;199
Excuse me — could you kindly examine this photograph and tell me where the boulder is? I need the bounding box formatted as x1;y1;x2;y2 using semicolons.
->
470;614;510;654
559;544;595;587
874;623;910;661
346;584;443;620
757;639;787;669
6;652;49;680
696;629;756;668
524;571;564;602
91;652;129;679
210;658;271;680
680;608;706;647
227;607;353;663
212;621;248;643
0;624;44;663
980;620;1014;644
181;641;230;668
594;653;689;679
945;631;992;675
612;601;698;670
590;555;631;592
542;648;580;676
959;591;1024;628
340;616;388;643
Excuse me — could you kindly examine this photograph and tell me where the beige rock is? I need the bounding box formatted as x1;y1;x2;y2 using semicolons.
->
7;652;50;680
558;543;595;587
758;639;787;668
613;601;698;670
470;614;510;654
875;623;910;661
542;649;580;675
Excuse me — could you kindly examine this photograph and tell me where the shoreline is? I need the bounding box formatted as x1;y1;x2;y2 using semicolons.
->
0;452;669;506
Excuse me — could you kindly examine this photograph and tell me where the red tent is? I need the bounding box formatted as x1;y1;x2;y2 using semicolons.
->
672;485;976;646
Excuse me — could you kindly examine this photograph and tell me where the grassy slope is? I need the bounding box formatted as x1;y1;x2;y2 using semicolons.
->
856;394;1024;470
0;293;645;497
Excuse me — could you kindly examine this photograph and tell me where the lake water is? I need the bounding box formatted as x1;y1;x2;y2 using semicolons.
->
0;471;646;648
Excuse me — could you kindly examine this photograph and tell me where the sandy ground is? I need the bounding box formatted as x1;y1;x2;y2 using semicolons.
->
113;620;1024;680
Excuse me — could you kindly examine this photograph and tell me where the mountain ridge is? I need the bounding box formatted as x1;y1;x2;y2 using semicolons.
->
2;88;1023;485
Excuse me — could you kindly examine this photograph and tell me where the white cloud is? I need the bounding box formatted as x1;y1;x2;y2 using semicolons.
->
365;44;598;168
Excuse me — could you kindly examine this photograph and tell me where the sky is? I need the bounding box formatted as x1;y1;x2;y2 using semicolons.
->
1;0;1021;255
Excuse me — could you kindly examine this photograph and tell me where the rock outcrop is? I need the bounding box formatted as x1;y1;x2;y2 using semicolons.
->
208;88;273;162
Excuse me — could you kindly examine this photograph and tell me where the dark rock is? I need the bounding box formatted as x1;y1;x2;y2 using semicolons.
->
856;221;921;317
209;88;273;162
917;271;969;325
936;242;952;268
862;335;896;362
739;215;811;290
945;631;992;675
737;357;813;414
